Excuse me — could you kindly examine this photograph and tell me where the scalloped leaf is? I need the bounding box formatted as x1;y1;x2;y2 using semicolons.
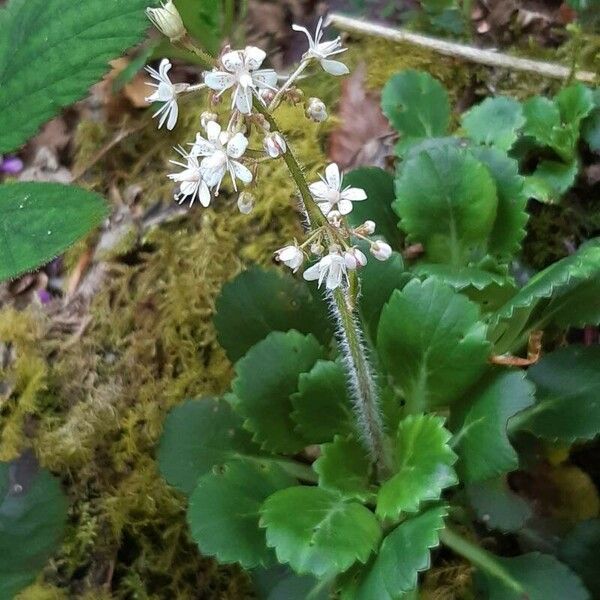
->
0;182;108;281
261;486;381;578
377;415;457;519
215;267;330;362
382;70;450;146
157;397;259;495
345;506;448;600
477;552;590;600
231;331;325;453
0;0;152;153
524;159;579;204
514;345;600;443
394;145;498;265
0;453;68;599
188;460;295;569
377;278;491;410
522;96;573;161
290;360;354;444
314;435;374;501
462;97;525;151
455;372;535;483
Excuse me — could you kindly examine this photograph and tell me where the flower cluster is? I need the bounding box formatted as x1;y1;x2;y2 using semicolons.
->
145;10;391;289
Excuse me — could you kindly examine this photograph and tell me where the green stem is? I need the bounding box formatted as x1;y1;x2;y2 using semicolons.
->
179;37;215;69
439;527;524;595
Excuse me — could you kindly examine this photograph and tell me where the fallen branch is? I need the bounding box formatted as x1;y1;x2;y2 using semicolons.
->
327;13;597;84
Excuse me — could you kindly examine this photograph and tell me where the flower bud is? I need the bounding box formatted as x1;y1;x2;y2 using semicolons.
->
327;210;342;228
370;240;392;261
310;241;324;256
362;220;376;235
306;97;328;123
344;248;367;270
275;245;304;272
146;1;187;42
263;132;287;158
200;111;218;129
260;89;276;104
237;191;255;214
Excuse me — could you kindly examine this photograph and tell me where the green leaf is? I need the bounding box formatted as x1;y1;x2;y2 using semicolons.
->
478;552;590;600
522;96;573;161
157;397;258;495
261;486;381;578
559;519;600;598
0;182;108;281
348;506;447;600
344;168;404;248
470;147;528;258
252;566;332;600
215;267;330;362
314;435;374;501
290;360;353;444
515;345;600;443
0;454;68;599
382;70;450;144
377;414;457;519
462;97;525;151
582;89;600;152
174;0;222;54
0;0;152;153
377;278;491;410
188;460;295;568
231;331;325;453
465;476;532;532
412;263;509;291
455;372;535;483
524;159;579;204
394;145;498;265
555;83;595;130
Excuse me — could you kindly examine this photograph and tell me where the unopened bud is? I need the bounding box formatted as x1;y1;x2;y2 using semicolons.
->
327;210;343;228
306;97;328;123
201;111;218;129
275;244;304;272
260;89;276;104
237;191;255;214
146;1;187;42
263;132;287;158
310;241;325;256
362;220;376;235
344;248;367;270
370;240;392;261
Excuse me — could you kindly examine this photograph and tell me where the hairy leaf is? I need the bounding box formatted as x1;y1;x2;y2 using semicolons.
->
0;182;108;281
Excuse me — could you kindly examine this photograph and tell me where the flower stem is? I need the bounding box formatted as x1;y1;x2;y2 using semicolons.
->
268;61;310;111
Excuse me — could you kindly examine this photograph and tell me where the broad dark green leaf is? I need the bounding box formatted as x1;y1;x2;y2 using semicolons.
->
455;372;535;483
0;0;153;153
412;263;509;291
261;486;381;578
231;331;325;452
377;279;491;410
394;146;498;265
377;414;457;519
174;0;222;54
215;267;330;362
157;397;258;495
0;182;108;281
559;519;600;598
252;566;332;600
524;159;579;204
522;96;573;161
188;460;295;568
0;453;68;599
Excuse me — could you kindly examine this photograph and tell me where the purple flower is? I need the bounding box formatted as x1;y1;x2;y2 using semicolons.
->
0;156;24;175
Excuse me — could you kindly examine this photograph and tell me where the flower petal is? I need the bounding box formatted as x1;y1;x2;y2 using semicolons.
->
192;134;214;156
206;120;221;143
204;70;236;92
320;58;349;76
166;100;178;130
199;181;212;207
341;187;367;201
234;85;253;114
252;69;278;90
244;46;266;70
337;199;353;215
221;50;243;72
158;58;172;81
231;160;253;184
302;262;321;282
309;181;330;199
318;201;334;216
227;133;249;159
325;163;341;190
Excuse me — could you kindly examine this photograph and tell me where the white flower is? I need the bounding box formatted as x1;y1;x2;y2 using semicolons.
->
362;220;376;235
204;46;278;114
191;121;252;194
275;245;304;272
200;111;218;128
292;17;349;76
309;163;367;216
145;59;188;130
344;248;367;270
237;191;255;214
371;240;392;261
146;1;186;41
168;148;211;207
327;210;343;228
303;249;348;289
306;97;328;122
263;132;287;158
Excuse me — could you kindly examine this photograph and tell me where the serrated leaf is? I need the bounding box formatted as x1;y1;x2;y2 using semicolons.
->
559;519;600;598
524;159;579;204
514;345;600;443
0;453;68;599
314;435;374;501
394;145;498;265
455;372;535;483
215;267;330;362
290;360;353;444
382;70;450;144
348;506;448;600
0;0;152;153
478;552;590;600
462;97;525;151
344;168;404;248
157;397;258;495
377;415;457;519
471;147;528;258
412;263;509;291
188;460;295;569
465;476;532;532
0;182;108;281
261;486;381;578
522;96;573;161
231;331;325;453
377;279;491;410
